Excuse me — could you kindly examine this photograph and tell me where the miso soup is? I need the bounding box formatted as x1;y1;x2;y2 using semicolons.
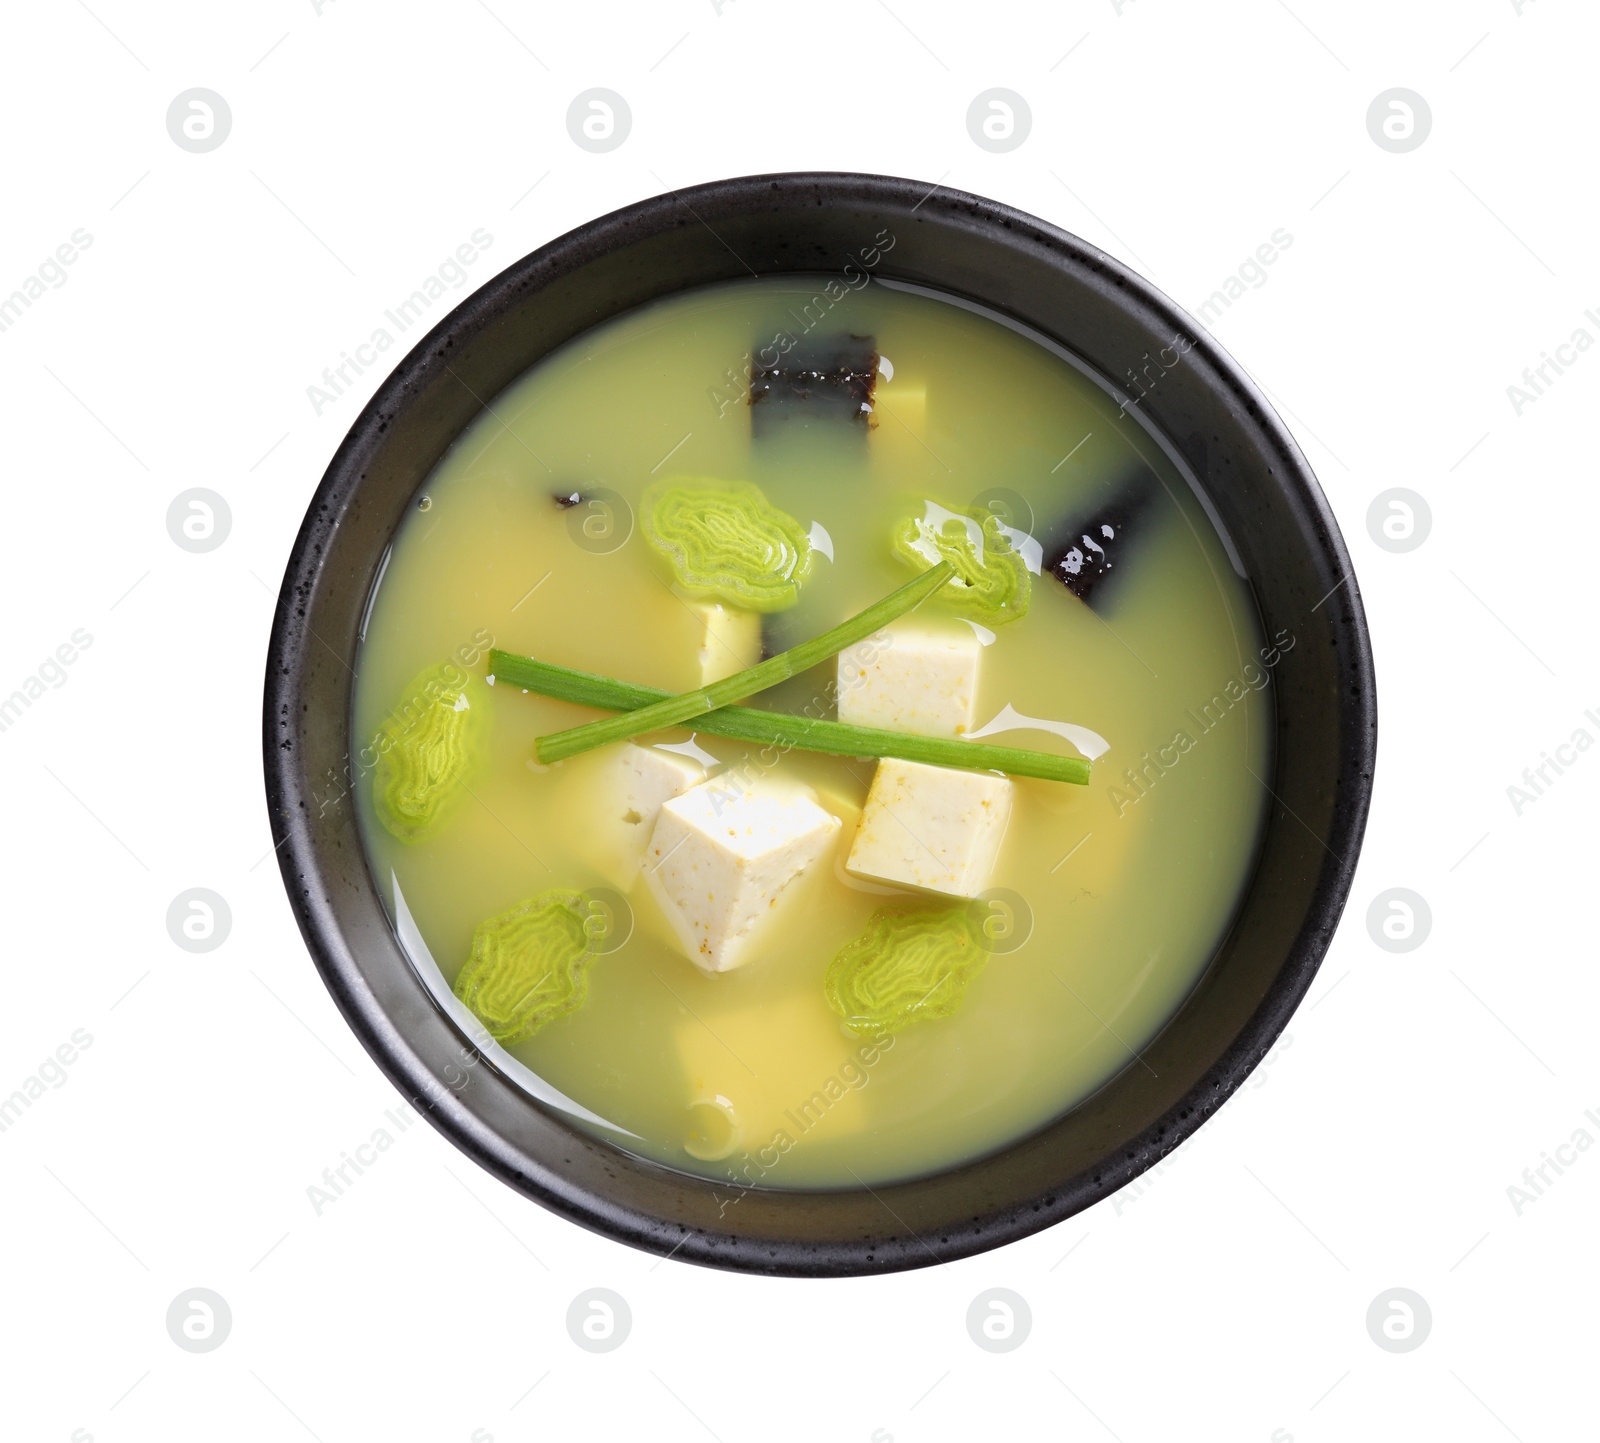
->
350;274;1275;1190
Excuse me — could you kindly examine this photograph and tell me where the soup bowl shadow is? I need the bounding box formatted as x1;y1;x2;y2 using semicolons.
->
263;172;1376;1277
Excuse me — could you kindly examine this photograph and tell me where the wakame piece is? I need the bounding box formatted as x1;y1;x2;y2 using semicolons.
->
1045;473;1155;610
532;561;955;764
892;500;1031;625
641;477;813;612
372;662;484;842
453;889;596;1044
749;332;879;438
825;905;988;1035
490;649;1091;784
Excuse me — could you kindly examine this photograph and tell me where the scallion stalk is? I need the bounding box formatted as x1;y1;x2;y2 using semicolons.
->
491;646;1090;784
531;562;955;763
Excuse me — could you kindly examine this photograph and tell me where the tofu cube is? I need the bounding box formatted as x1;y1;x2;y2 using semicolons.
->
694;602;763;686
559;742;705;888
846;758;1012;898
836;623;980;738
643;777;841;973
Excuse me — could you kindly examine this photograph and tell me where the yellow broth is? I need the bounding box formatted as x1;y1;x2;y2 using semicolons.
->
351;275;1274;1189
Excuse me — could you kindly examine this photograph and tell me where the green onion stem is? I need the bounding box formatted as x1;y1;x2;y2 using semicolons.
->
491;646;1091;785
531;562;956;764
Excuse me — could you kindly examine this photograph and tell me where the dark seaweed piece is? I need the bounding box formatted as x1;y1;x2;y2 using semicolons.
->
1044;471;1157;611
749;333;879;438
551;490;583;508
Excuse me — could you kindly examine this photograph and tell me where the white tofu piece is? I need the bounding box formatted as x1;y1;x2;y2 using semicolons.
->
814;783;903;897
560;743;705;888
643;777;841;973
836;622;980;738
846;758;1013;898
693;602;763;686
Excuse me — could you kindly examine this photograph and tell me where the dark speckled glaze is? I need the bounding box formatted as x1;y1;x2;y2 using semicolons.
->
262;173;1376;1277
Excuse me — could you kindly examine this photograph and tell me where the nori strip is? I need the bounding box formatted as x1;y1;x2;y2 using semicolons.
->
749;333;878;438
1044;471;1157;611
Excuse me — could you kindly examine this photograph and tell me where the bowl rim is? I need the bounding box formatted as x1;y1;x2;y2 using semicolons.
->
263;169;1377;1276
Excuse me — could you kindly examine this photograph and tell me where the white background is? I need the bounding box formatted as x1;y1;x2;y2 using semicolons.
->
1;0;1593;1439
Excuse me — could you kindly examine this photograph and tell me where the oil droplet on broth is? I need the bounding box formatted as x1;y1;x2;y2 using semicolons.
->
684;1096;741;1162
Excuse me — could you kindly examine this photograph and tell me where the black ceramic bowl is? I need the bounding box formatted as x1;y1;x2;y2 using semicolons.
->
264;172;1375;1277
